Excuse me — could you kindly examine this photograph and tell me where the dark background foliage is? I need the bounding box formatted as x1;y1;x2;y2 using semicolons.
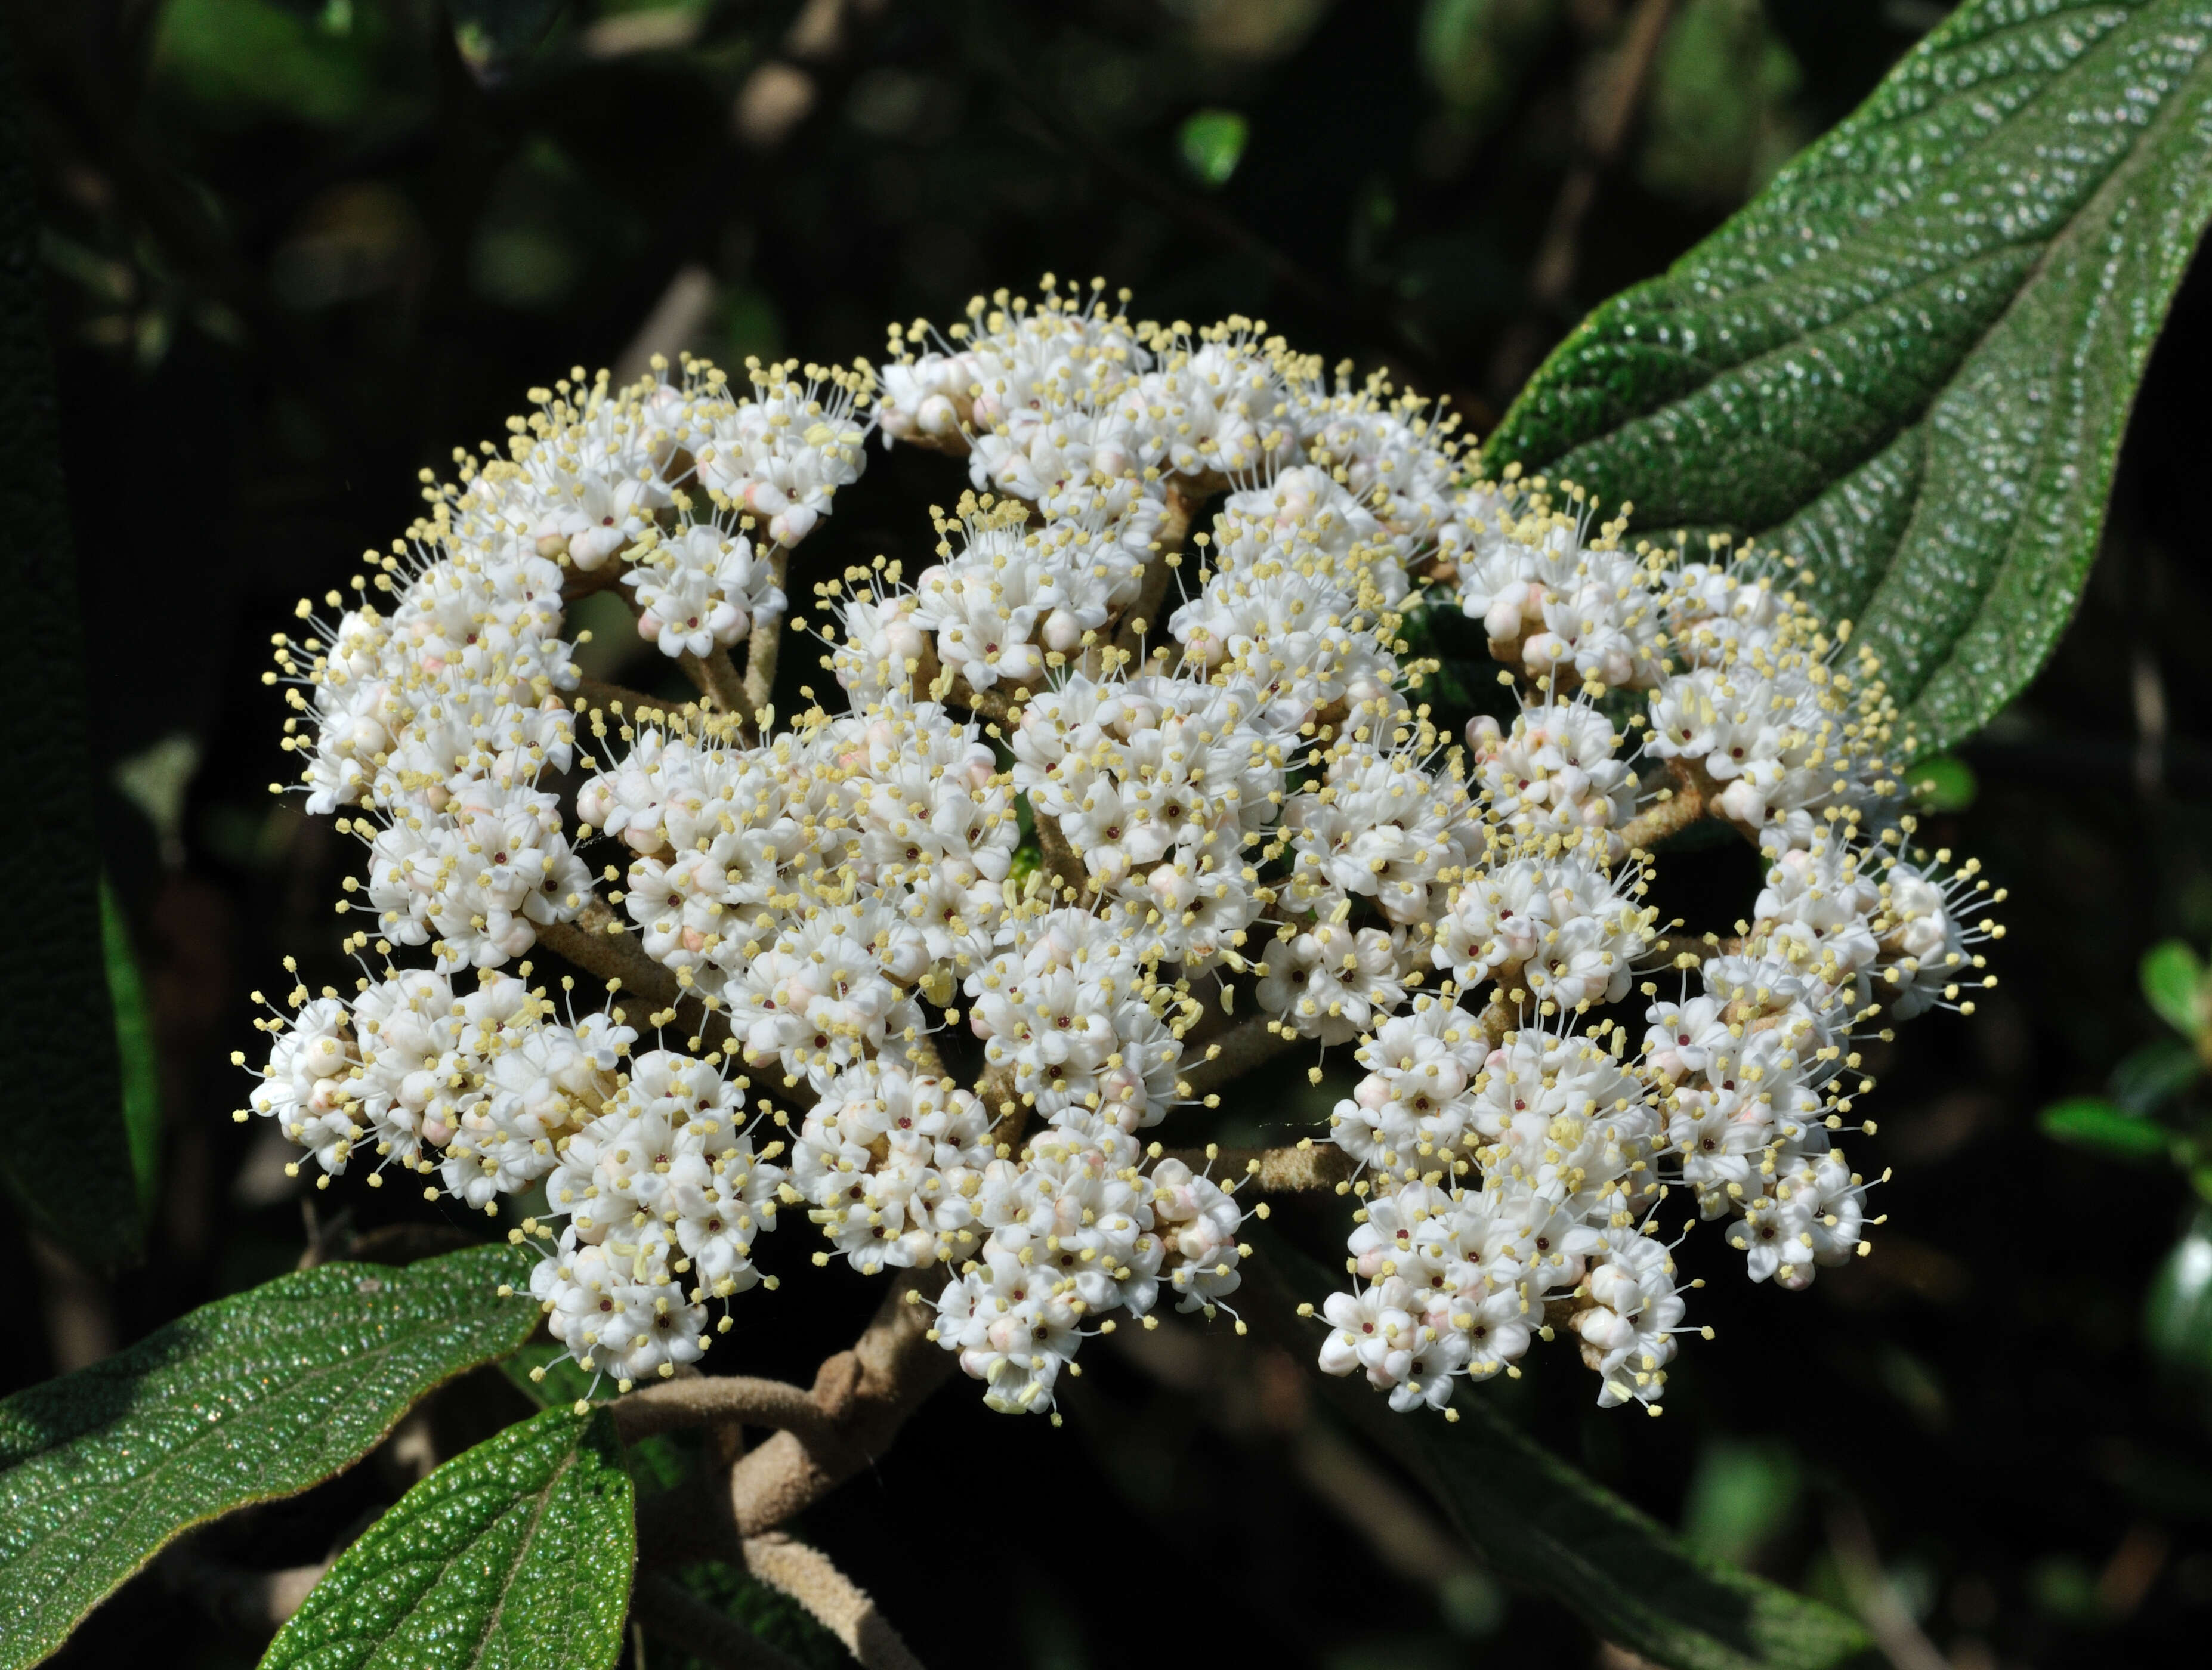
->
10;1;2212;1666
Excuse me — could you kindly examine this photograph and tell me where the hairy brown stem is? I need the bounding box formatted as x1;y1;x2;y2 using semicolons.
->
738;1533;928;1670
533;893;735;1053
1033;811;1089;898
575;679;697;722
560;559;631;604
636;1270;956;1569
1155;1141;1355;1193
742;546;793;716
535;895;679;1009
682;645;753;720
1474;994;1519;1047
727;1270;954;1534
1617;759;1711;854
1179;1015;1299;1096
614;1375;837;1445
977;1065;1027;1142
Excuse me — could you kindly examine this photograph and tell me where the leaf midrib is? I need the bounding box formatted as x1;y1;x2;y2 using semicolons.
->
1636;4;2164;327
1519;0;2212;718
347;1438;579;1670
1517;0;2200;481
0;1285;515;1653
459;1442;576;1670
1558;257;2027;490
1857;8;2212;690
5;1307;464;1523
1420;1418;1864;1669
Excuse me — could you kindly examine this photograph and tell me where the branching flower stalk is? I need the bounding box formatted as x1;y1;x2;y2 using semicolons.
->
242;279;2005;1480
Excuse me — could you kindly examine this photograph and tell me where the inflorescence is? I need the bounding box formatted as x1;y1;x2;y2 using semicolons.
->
242;279;2001;1420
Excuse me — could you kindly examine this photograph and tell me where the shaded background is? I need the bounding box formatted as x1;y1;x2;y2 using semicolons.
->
10;1;2212;1666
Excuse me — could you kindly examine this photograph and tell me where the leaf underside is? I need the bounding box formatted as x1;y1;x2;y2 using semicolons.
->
0;1242;538;1670
1386;1399;1875;1670
0;15;140;1264
1485;0;2212;750
258;1406;634;1670
1248;1231;1874;1670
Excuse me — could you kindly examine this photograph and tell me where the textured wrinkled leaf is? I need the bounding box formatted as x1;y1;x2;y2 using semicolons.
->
2038;1096;2171;1160
0;1242;537;1669
1249;1232;1873;1669
0;17;140;1266
1486;0;2212;749
2142;939;2207;1038
260;1406;633;1670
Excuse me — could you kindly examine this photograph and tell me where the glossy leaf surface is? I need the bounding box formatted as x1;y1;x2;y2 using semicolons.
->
1488;0;2212;747
259;1406;633;1670
0;1244;537;1668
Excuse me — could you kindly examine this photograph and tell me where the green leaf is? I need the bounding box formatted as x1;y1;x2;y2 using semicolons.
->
0;1243;537;1668
1390;1396;1871;1669
152;0;379;127
1681;1439;1803;1567
499;1337;601;1414
2142;939;2207;1038
661;1563;848;1670
450;0;570;75
1905;753;1978;813
2145;1211;2212;1382
0;20;141;1268
98;876;163;1215
1640;0;1806;207
2108;1036;2202;1115
2038;1096;2172;1162
260;1406;633;1670
1177;109;1250;188
1420;0;1564;130
1249;1231;1873;1669
1485;0;2212;750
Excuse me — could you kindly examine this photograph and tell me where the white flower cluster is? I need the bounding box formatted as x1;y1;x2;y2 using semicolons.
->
628;520;785;661
930;1116;1251;1415
237;962;783;1390
269;361;866;972
534;1047;783;1383
1319;997;1674;1411
245;281;2001;1421
574;697;1014;1074
1011;675;1287;975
